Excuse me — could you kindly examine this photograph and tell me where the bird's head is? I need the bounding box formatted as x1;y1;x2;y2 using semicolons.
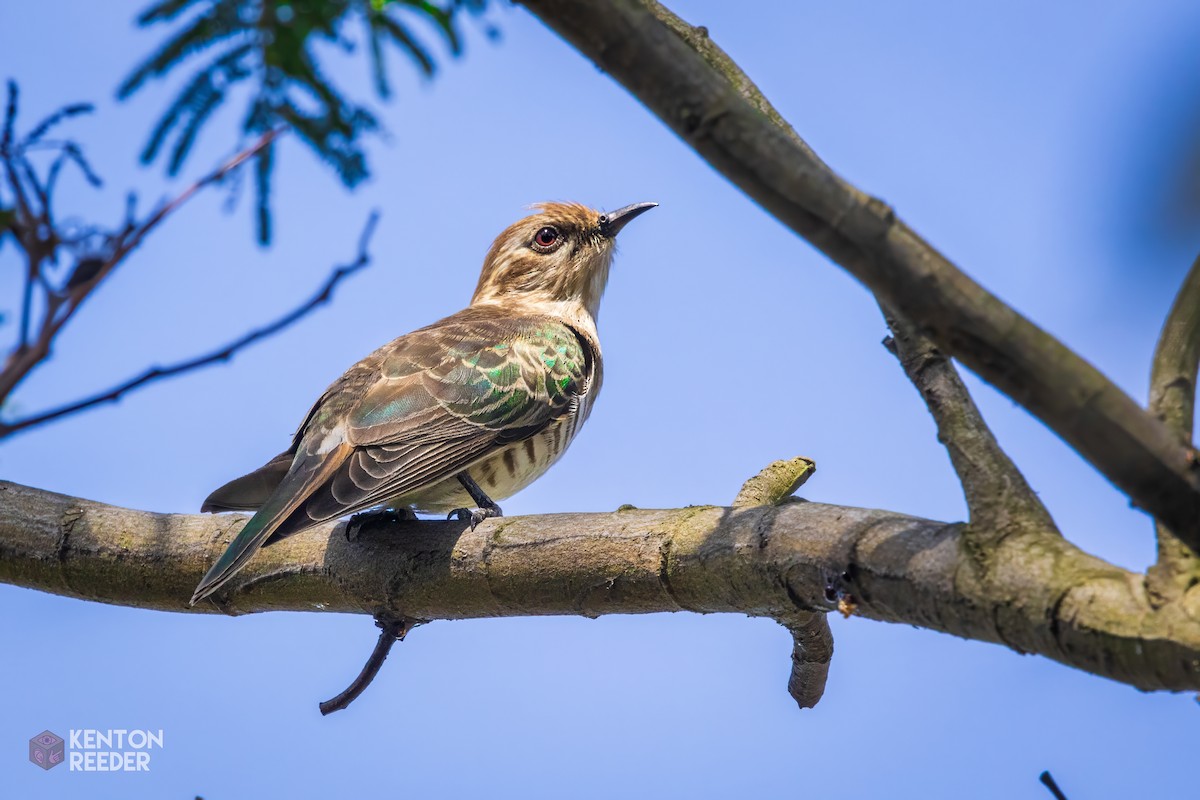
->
471;201;656;320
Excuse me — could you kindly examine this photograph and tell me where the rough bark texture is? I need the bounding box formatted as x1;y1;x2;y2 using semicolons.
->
1151;255;1200;442
883;309;1057;540
4;479;1200;695
516;0;1200;551
1148;255;1200;602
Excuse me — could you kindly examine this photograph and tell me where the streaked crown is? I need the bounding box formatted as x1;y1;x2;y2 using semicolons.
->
471;201;655;319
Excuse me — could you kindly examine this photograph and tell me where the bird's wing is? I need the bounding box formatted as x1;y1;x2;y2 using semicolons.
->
295;314;593;525
192;314;590;603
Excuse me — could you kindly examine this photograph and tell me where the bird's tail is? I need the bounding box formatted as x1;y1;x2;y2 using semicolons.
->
190;503;286;605
191;443;351;605
201;450;292;512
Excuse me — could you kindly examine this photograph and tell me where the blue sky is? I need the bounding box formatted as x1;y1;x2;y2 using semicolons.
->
3;1;1199;796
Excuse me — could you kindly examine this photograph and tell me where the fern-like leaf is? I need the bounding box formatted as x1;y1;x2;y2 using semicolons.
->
23;103;94;146
120;0;490;243
119;3;244;99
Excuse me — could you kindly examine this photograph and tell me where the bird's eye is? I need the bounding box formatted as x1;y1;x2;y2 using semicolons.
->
533;226;560;250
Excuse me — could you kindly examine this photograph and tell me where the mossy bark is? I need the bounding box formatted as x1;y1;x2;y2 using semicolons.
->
3;480;1199;696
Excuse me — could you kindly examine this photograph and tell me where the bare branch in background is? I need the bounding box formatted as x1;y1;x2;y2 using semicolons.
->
0;211;377;440
0;90;278;405
0;90;363;441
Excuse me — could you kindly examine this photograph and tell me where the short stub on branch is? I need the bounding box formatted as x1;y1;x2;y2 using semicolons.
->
733;456;816;508
784;612;834;709
734;456;833;709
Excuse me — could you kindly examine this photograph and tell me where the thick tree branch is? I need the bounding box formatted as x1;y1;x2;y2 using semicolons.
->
1148;254;1200;599
515;0;1200;550
0;210;378;440
883;309;1056;538
3;479;1199;698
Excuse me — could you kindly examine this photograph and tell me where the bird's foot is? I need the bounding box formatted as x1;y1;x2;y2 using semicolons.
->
346;507;418;541
448;471;503;530
447;504;502;531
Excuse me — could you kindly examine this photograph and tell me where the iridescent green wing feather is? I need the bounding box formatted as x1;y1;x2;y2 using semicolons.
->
417;318;588;433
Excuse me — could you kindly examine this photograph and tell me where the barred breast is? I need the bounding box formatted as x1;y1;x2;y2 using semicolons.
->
401;397;592;514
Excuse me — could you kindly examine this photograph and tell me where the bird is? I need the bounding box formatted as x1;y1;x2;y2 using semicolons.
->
191;201;656;605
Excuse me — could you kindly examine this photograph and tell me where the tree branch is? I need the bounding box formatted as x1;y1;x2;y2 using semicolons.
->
1151;253;1200;441
3;478;1199;700
883;308;1056;538
318;613;423;716
0;130;280;409
115;130;281;263
1148;253;1200;600
515;0;1200;550
0;210;378;440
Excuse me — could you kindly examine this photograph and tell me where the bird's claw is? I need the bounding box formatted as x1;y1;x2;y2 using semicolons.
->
447;504;502;531
346;507;416;541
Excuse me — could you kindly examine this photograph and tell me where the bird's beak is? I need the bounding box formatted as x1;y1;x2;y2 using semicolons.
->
599;202;658;238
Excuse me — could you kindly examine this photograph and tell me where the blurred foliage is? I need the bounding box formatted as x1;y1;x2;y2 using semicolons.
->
1101;22;1200;272
119;0;491;243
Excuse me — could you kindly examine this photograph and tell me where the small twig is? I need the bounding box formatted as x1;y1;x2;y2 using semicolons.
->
118;129;280;260
883;306;1057;539
319;613;423;716
1147;253;1200;599
0;211;378;440
1039;771;1069;800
